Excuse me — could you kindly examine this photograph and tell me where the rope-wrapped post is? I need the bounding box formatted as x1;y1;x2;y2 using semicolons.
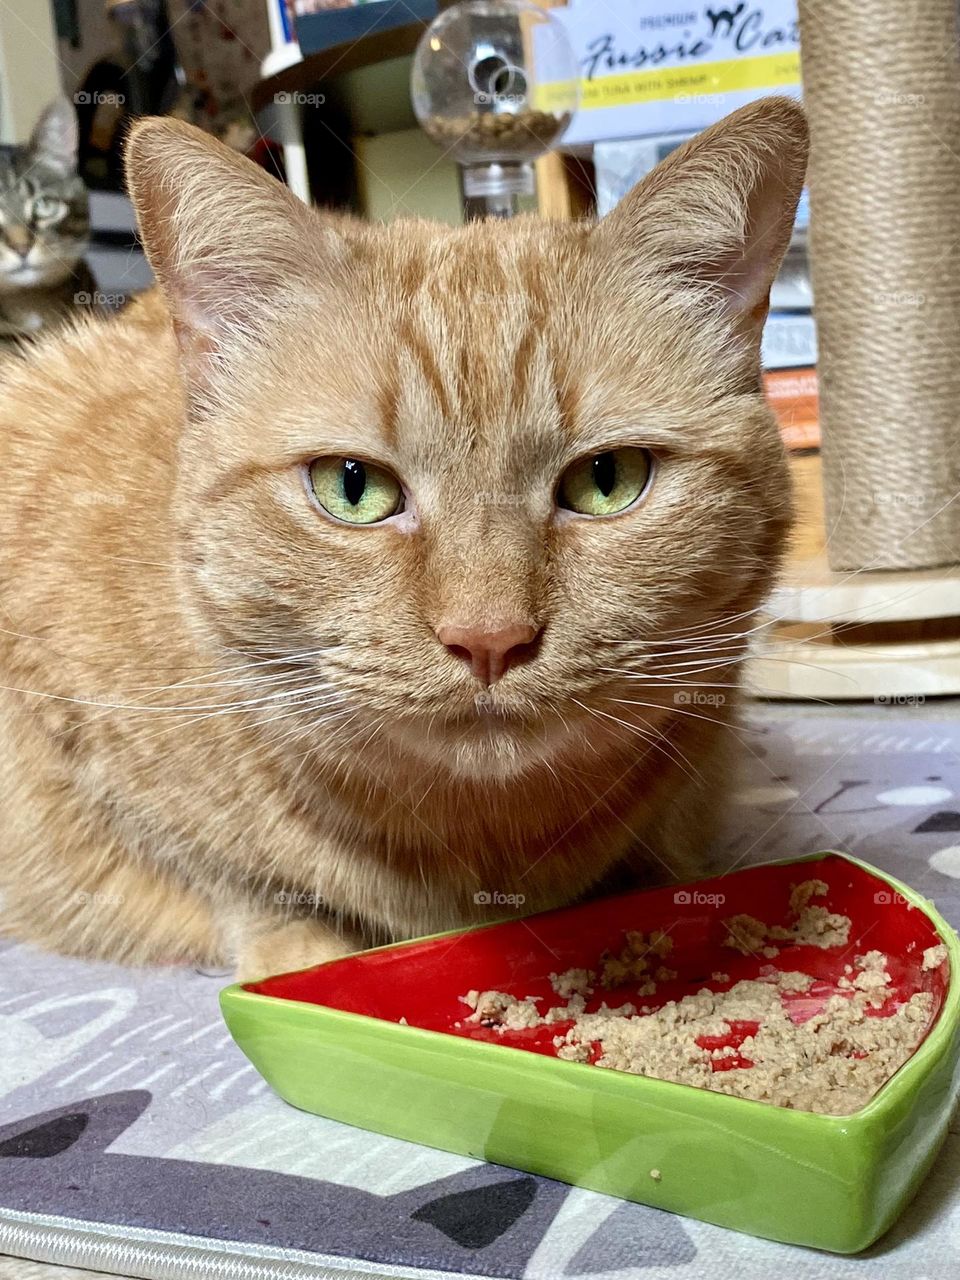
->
798;0;960;571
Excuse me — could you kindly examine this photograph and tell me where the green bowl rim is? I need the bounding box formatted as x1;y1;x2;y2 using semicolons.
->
220;851;960;1125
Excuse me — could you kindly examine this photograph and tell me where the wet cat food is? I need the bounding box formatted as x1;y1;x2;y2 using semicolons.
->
456;881;939;1115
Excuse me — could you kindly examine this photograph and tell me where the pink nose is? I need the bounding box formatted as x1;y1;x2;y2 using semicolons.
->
437;622;540;686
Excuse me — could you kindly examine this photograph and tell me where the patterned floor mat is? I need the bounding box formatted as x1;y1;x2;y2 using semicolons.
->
1;714;959;1279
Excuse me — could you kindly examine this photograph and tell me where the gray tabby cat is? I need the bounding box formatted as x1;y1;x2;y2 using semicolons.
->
0;98;94;341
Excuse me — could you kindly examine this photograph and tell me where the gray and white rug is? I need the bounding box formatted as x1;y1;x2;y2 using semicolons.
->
1;714;959;1279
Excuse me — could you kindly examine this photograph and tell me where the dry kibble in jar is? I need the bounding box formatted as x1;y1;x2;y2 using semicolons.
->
422;110;571;155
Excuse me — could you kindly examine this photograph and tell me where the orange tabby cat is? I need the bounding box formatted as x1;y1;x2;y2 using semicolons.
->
0;98;806;980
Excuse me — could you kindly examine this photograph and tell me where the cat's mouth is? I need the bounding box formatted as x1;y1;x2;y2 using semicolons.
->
440;687;544;732
2;264;50;289
384;687;602;782
471;690;524;719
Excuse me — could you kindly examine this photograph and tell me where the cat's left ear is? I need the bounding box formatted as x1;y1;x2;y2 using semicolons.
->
592;96;808;361
30;98;79;175
125;118;344;395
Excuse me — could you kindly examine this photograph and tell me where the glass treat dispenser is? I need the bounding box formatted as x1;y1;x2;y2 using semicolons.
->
411;1;580;218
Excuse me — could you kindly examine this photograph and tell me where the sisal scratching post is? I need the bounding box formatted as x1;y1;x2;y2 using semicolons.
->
798;0;960;571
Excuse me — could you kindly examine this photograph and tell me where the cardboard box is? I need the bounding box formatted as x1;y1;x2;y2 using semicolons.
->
764;367;820;452
761;311;818;371
547;0;801;147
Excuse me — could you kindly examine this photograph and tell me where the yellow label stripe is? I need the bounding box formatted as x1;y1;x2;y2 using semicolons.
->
537;51;800;112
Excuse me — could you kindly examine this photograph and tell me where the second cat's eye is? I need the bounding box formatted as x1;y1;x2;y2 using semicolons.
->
307;457;403;525
31;194;65;224
558;447;653;517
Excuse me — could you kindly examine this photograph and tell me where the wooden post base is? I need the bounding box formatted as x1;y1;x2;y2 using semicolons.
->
748;555;960;701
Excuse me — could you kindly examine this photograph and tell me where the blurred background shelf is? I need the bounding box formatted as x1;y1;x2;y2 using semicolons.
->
253;20;427;128
752;557;960;700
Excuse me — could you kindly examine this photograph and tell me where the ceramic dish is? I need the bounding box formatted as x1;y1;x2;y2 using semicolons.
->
221;852;960;1252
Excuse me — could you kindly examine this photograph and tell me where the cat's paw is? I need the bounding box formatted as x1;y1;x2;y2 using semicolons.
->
234;917;358;982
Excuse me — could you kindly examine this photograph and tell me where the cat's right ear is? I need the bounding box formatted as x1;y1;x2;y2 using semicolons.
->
591;96;807;368
31;98;79;174
124;119;344;395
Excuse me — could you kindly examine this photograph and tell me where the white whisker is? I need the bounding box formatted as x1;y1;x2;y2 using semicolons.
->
570;697;704;787
603;696;734;732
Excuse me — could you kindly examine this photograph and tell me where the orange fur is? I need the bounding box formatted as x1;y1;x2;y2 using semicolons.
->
0;99;806;978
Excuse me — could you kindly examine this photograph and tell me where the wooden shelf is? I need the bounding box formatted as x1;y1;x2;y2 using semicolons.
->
749;632;960;701
254;10;588;221
750;556;960;700
770;554;960;625
253;22;427;119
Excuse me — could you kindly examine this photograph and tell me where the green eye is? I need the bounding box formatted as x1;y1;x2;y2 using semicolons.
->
32;194;64;223
558;447;652;516
308;457;403;525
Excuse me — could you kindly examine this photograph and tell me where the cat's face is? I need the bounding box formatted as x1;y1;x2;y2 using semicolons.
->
0;99;88;294
128;100;806;781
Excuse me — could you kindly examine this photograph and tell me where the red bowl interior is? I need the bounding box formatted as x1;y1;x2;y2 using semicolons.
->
247;855;950;1068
